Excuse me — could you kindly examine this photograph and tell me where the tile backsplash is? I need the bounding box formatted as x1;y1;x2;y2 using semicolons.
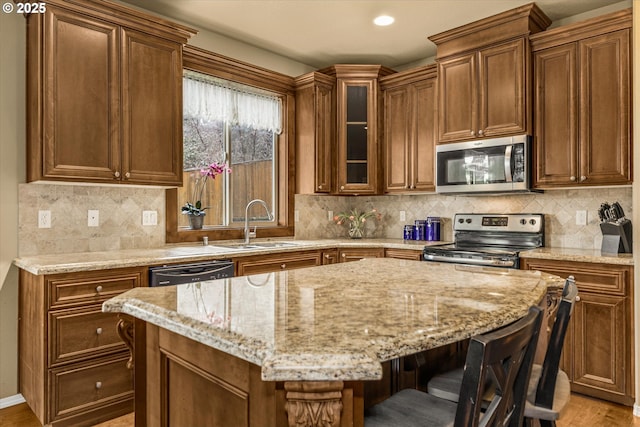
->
295;188;632;250
18;183;632;256
18;183;166;256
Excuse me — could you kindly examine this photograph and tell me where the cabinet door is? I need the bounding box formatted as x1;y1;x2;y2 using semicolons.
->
571;292;630;402
37;6;120;182
579;30;631;186
384;248;423;261
437;53;476;143
121;28;183;186
533;44;579;187
383;86;411;191
314;84;334;193
478;39;527;137
336;80;379;194
411;79;437;191
321;249;339;265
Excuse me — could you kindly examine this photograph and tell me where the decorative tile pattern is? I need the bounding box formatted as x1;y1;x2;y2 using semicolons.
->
18;183;166;256
295;188;632;250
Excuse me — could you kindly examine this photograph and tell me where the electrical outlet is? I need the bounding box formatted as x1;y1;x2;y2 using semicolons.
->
142;210;158;226
294;210;300;223
328;210;333;221
576;210;587;226
400;210;406;222
88;210;99;227
38;210;51;228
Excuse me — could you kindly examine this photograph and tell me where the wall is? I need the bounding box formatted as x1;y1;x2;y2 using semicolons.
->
295;188;632;249
0;9;25;402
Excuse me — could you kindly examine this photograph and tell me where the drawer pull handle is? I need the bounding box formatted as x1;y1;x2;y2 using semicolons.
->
96;327;103;335
281;264;286;269
96;285;103;293
95;381;102;389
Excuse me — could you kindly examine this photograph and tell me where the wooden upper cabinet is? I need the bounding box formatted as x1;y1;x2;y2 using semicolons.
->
121;29;183;185
321;65;395;195
25;0;196;185
531;9;632;188
295;72;336;194
381;65;437;192
429;3;550;144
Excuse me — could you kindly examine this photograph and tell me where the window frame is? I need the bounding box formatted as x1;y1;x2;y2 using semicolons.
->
166;45;296;243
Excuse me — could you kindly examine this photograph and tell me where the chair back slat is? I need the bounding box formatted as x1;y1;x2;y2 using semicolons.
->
455;305;543;427
534;276;578;409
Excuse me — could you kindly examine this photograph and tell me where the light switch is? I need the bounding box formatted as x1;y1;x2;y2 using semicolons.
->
400;211;406;222
142;210;158;226
575;210;587;226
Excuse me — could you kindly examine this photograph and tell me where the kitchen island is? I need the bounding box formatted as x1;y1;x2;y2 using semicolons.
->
103;258;563;427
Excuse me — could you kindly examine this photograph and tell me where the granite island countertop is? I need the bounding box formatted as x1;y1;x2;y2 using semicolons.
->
102;258;563;382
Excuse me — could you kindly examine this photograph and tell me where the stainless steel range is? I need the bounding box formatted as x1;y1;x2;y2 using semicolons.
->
423;213;544;269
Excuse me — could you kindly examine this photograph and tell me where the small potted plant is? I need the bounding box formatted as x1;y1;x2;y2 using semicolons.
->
333;208;382;239
182;161;231;229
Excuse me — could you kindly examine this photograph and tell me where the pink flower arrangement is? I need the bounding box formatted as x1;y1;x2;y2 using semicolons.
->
182;161;231;216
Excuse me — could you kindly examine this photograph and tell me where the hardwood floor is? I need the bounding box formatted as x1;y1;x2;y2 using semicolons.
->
1;394;639;426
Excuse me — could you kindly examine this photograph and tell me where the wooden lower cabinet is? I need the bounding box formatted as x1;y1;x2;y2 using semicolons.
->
520;258;634;405
19;267;144;426
235;250;323;276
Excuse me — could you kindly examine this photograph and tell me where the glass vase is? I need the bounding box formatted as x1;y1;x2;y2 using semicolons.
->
348;222;365;239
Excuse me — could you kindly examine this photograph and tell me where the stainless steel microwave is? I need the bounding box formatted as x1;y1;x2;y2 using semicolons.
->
436;135;532;194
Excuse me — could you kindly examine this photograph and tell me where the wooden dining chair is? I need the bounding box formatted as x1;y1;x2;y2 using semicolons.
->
365;305;543;427
427;276;578;427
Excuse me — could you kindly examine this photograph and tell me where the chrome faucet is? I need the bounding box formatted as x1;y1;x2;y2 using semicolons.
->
244;199;273;244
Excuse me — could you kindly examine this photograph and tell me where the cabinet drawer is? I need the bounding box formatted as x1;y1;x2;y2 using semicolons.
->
520;259;631;296
49;354;133;422
48;269;141;308
49;307;125;366
236;251;321;276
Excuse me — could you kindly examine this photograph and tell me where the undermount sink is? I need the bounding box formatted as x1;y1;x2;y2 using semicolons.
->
211;241;299;250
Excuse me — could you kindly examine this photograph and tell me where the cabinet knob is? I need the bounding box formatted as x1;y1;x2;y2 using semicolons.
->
281;264;286;269
470;131;475;136
341;253;346;258
340;186;344;191
114;171;120;178
124;172;130;179
318;185;323;190
96;285;103;293
478;130;484;135
570;176;576;182
324;254;331;259
580;175;586;182
575;295;581;302
96;327;103;335
95;381;102;389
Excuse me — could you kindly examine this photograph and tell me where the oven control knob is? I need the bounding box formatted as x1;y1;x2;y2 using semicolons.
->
529;219;536;225
458;218;464;224
465;218;472;224
520;219;527;225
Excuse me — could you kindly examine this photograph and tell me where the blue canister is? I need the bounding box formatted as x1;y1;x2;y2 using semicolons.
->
426;217;441;241
403;225;415;240
414;220;427;240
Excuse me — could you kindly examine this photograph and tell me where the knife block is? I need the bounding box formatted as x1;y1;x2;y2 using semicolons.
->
600;219;632;254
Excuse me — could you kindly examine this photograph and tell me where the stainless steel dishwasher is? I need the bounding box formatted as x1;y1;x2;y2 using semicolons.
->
149;260;234;286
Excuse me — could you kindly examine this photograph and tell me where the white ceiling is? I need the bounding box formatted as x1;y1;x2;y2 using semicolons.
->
120;0;627;69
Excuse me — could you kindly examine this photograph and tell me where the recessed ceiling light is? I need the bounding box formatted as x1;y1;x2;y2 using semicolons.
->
373;15;394;26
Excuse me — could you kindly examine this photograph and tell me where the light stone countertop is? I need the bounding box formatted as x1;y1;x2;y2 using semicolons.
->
521;247;634;266
13;238;446;275
102;258;563;382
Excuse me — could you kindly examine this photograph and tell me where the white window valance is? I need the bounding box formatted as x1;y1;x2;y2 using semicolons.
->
183;70;282;134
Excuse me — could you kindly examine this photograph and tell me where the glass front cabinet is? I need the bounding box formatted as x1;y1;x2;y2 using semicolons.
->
327;65;395;194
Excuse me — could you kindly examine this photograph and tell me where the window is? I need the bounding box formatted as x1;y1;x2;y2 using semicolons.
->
166;47;295;243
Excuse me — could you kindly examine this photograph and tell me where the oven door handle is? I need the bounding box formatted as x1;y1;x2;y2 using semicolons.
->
424;254;515;268
504;145;513;183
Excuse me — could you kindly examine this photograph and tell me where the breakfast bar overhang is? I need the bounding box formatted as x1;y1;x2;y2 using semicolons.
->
103;258;564;427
